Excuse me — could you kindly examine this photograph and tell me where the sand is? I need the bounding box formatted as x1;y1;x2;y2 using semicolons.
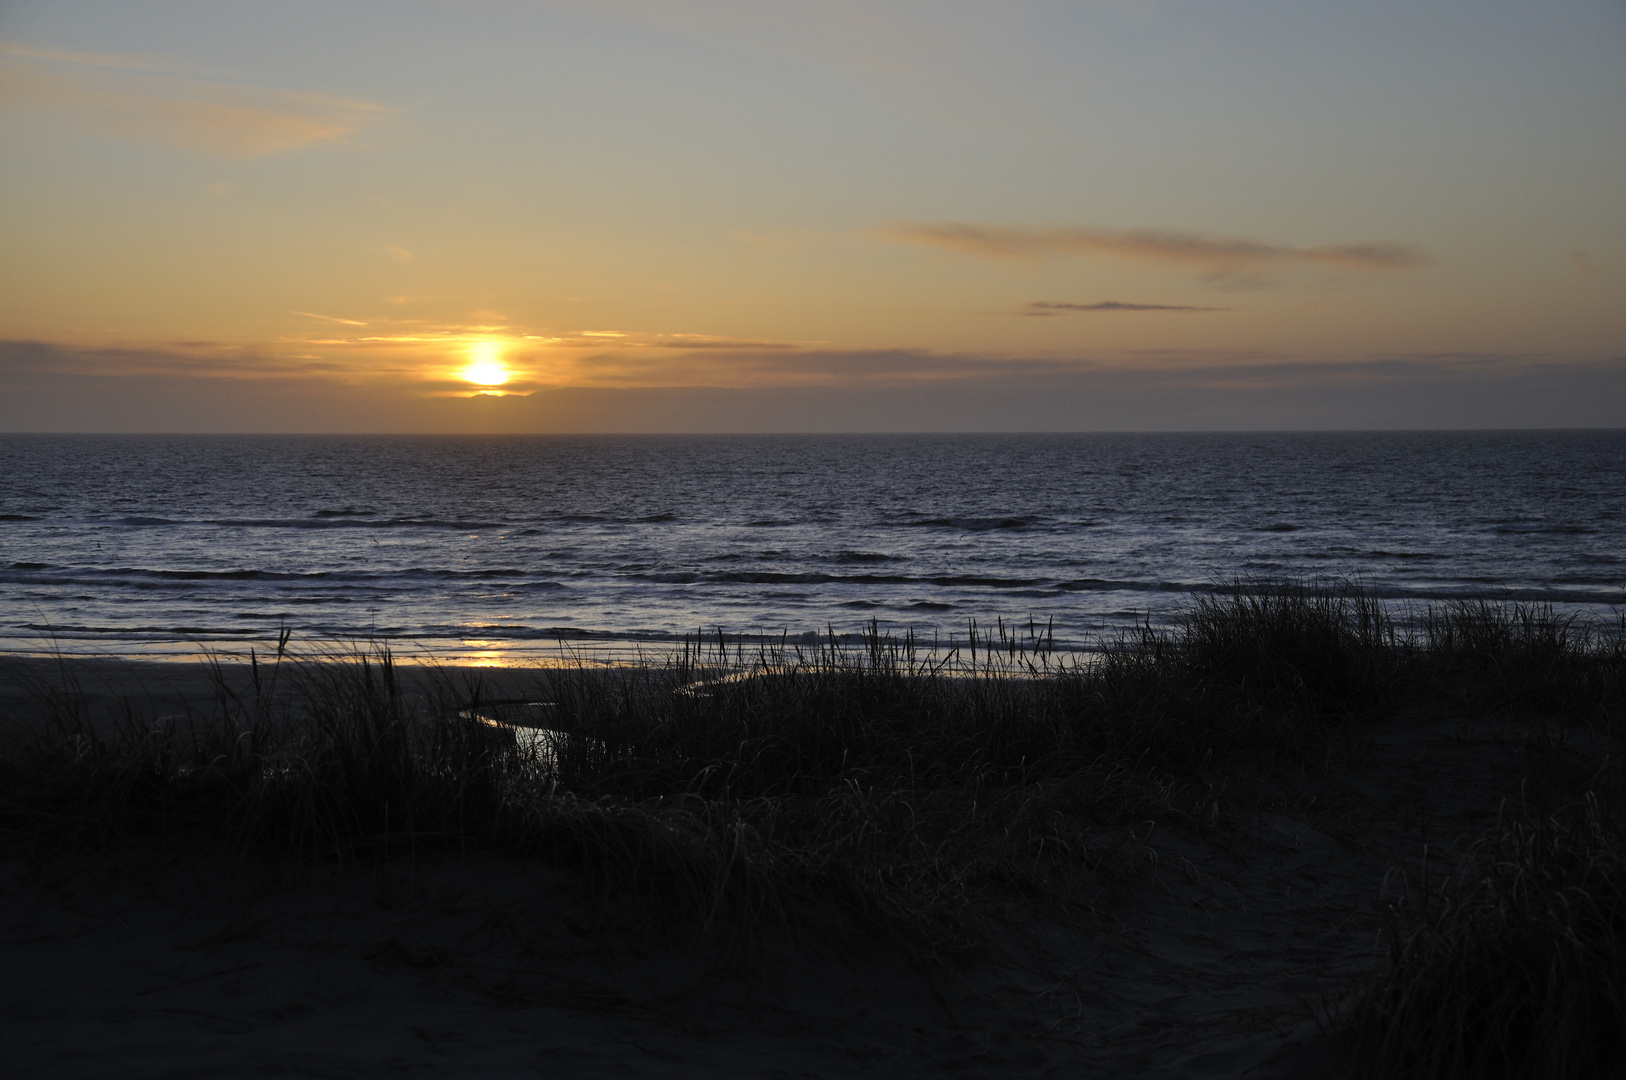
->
0;655;556;731
1;657;1595;1078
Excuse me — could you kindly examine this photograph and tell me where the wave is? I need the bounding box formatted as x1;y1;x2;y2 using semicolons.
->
21;622;259;638
16;510;1114;535
896;515;1045;531
1491;523;1598;535
828;551;903;564
213;516;510;531
103;515;510;530
8;560;1621;609
1054;578;1203;593
0;565;565;587
80;512;709;531
1374;586;1626;604
630;570;1047;588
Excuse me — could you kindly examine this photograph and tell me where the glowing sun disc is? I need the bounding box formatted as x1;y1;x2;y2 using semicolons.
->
459;342;510;386
461;360;509;386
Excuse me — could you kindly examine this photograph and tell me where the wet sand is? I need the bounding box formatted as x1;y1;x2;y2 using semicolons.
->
0;654;562;734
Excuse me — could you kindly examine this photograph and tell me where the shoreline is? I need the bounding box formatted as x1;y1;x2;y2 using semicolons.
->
0;654;567;733
5;588;1621;674
0;649;1087;737
0;623;1100;668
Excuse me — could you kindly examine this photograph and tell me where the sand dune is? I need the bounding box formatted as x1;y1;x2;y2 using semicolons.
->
5;654;1589;1077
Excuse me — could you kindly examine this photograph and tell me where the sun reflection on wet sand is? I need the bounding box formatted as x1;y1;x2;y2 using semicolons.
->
457;639;519;667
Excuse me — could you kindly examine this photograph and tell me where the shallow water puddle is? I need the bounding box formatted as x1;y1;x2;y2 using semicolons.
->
460;704;573;768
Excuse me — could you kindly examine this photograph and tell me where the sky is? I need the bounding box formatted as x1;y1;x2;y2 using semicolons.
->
1;0;1622;432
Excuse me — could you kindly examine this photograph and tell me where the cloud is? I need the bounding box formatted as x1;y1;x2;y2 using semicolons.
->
25;323;1608;410
652;335;798;349
1571;250;1602;276
0;39;389;157
7;337;1623;433
883;223;1426;273
1021;301;1228;316
254;324;819;389
292;311;369;327
1;337;1587;389
0;338;343;381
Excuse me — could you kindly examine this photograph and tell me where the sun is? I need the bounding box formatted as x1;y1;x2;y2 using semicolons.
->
459;341;510;387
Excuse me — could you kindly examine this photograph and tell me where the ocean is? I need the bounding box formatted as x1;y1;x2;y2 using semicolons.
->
2;431;1622;663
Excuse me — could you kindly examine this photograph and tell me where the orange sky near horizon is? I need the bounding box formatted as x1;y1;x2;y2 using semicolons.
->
1;1;1623;430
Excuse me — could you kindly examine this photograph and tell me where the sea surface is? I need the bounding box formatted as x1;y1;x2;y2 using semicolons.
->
1;432;1622;663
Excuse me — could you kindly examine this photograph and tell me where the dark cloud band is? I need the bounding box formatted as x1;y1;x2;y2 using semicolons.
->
884;223;1426;272
1023;301;1228;315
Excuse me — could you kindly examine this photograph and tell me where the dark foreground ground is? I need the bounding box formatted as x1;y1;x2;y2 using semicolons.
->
1;650;1602;1079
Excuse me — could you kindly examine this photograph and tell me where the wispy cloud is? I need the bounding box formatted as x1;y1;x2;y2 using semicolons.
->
651;334;798;350
1021;300;1229;316
9;335;1618;419
0;39;389;157
9;337;1622;433
0;338;353;381
292;311;369;327
883;222;1426;273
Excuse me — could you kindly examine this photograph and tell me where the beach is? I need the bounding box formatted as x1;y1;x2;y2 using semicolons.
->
6;606;1618;1077
6;1;1624;1073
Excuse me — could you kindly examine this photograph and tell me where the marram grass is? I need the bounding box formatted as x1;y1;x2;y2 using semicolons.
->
1346;800;1626;1080
2;584;1622;972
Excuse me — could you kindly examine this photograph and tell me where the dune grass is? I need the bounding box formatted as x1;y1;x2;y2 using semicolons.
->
1331;597;1625;1080
1422;599;1626;717
1345;800;1626;1080
1;585;1622;968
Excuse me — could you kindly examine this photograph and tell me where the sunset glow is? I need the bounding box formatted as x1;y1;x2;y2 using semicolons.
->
6;12;1625;1076
0;3;1620;432
459;343;510;388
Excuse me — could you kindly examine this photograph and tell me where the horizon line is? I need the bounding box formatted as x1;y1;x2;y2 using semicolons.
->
3;426;1622;438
